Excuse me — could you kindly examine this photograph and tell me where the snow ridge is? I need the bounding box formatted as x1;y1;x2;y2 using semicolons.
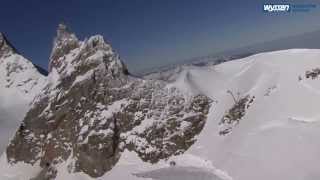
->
0;33;46;155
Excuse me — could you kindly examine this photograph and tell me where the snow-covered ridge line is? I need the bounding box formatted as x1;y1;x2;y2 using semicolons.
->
0;32;47;156
144;48;314;82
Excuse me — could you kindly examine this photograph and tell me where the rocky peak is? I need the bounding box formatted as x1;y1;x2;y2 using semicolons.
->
48;24;129;80
49;23;79;72
81;35;129;77
0;32;17;58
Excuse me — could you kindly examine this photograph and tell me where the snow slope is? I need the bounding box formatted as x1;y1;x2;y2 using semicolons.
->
103;49;320;180
2;48;320;180
171;49;320;180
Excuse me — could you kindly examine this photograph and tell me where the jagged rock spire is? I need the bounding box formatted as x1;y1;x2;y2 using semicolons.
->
49;23;79;71
48;23;130;76
0;32;17;58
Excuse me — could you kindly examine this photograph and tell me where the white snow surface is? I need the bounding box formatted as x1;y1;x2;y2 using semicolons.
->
2;49;320;179
0;53;46;154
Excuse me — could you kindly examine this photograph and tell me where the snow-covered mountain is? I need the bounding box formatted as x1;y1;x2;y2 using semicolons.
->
0;24;211;180
0;33;46;154
1;24;320;180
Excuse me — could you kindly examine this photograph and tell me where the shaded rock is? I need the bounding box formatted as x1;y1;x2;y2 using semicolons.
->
305;68;320;79
219;94;254;135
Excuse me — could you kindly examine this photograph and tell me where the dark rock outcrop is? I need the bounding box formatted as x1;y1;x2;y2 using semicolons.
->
219;93;254;135
305;68;320;79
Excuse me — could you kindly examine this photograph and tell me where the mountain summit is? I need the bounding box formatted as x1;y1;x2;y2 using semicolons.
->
48;24;129;77
49;23;79;72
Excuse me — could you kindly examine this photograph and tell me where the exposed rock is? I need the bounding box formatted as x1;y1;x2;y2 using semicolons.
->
305;68;320;79
219;94;254;135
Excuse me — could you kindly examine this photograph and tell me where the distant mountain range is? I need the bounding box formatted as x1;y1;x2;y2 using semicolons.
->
217;29;320;57
141;29;320;76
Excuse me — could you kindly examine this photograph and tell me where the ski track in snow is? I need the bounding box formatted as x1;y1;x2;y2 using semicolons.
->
134;166;232;180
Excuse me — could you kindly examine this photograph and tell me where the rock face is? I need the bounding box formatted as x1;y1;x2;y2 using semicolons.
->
6;24;212;178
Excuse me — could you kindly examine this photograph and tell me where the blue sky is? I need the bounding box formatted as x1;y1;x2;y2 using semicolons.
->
1;0;320;73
